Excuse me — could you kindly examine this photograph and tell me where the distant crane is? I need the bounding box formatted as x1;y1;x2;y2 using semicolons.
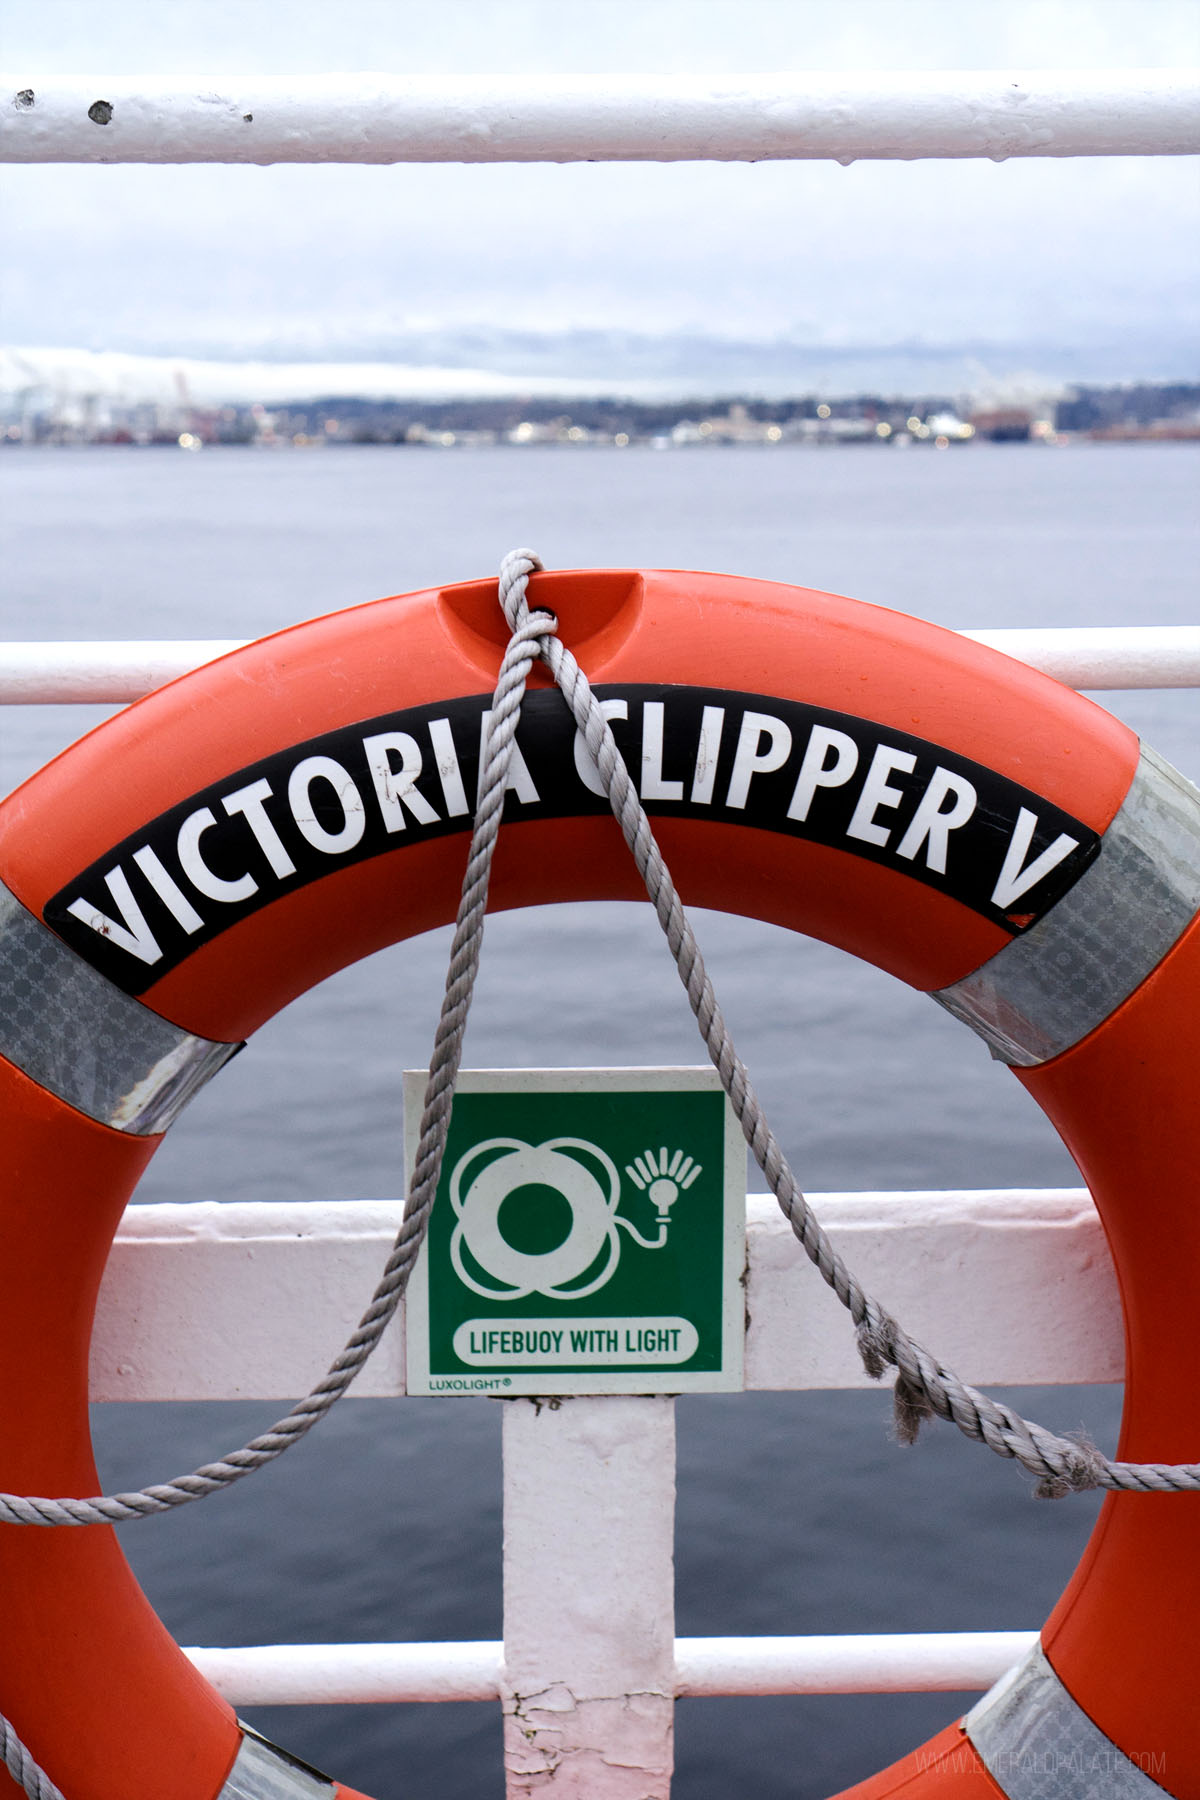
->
173;365;196;441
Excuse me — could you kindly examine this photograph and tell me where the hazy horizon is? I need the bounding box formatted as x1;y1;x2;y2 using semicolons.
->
4;326;1196;415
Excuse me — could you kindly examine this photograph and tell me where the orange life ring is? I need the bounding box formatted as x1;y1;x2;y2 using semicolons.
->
0;567;1196;1800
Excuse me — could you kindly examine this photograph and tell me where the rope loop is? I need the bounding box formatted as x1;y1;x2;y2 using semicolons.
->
498;546;549;632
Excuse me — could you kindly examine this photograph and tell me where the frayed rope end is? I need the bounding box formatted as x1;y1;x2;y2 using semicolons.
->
893;1372;937;1446
856;1316;936;1448
856;1316;893;1382
1034;1433;1107;1499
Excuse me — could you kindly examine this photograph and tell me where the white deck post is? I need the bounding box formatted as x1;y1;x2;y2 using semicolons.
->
501;1395;676;1798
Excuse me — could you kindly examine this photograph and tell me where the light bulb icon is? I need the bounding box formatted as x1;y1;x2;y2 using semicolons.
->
625;1147;702;1222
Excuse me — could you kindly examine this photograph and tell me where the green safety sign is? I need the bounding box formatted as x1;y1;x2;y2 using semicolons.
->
405;1068;745;1396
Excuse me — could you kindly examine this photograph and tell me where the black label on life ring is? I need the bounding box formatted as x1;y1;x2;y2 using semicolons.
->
45;685;1102;994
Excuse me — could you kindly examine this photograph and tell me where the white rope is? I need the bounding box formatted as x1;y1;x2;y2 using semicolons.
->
489;555;1199;1499
0;1715;65;1800
2;549;1196;1794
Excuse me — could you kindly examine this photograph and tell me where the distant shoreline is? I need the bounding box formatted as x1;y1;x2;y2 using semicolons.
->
7;432;1198;450
5;381;1198;452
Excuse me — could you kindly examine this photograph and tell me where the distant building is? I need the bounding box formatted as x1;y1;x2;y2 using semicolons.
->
968;407;1032;443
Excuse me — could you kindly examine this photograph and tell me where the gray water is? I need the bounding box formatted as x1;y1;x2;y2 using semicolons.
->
2;443;1197;1797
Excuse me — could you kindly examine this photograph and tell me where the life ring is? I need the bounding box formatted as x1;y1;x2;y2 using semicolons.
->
0;567;1196;1800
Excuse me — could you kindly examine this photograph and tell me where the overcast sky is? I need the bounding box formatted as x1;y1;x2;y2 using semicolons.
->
2;1;1198;383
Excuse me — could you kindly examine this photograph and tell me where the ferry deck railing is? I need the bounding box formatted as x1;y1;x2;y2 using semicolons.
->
4;65;1197;1793
2;629;1195;1787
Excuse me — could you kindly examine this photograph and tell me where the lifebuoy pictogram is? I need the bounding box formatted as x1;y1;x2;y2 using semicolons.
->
0;567;1197;1798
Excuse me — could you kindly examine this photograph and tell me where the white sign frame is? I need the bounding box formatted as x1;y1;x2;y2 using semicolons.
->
404;1067;745;1397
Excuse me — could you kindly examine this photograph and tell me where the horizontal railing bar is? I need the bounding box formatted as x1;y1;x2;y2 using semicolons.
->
187;1641;504;1704
3;72;1197;165
182;1631;1036;1704
960;625;1200;690
0;640;248;704
674;1632;1039;1697
90;1190;1124;1400
4;626;1199;705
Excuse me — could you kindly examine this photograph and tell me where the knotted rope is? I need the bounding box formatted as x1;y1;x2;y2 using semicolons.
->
2;549;1197;1794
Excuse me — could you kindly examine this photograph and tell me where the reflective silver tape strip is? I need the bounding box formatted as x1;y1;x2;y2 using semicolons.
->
219;1729;335;1798
933;744;1200;1066
964;1641;1169;1797
0;876;239;1133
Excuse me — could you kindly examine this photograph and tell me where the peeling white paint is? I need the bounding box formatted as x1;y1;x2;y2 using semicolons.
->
502;1397;675;1796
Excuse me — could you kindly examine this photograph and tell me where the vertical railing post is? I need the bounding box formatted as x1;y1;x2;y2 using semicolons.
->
501;1395;676;1797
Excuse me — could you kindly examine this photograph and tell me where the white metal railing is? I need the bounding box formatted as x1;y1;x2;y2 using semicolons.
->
2;72;1197;165
183;1632;1043;1708
90;1186;1120;1717
3;627;1200;704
